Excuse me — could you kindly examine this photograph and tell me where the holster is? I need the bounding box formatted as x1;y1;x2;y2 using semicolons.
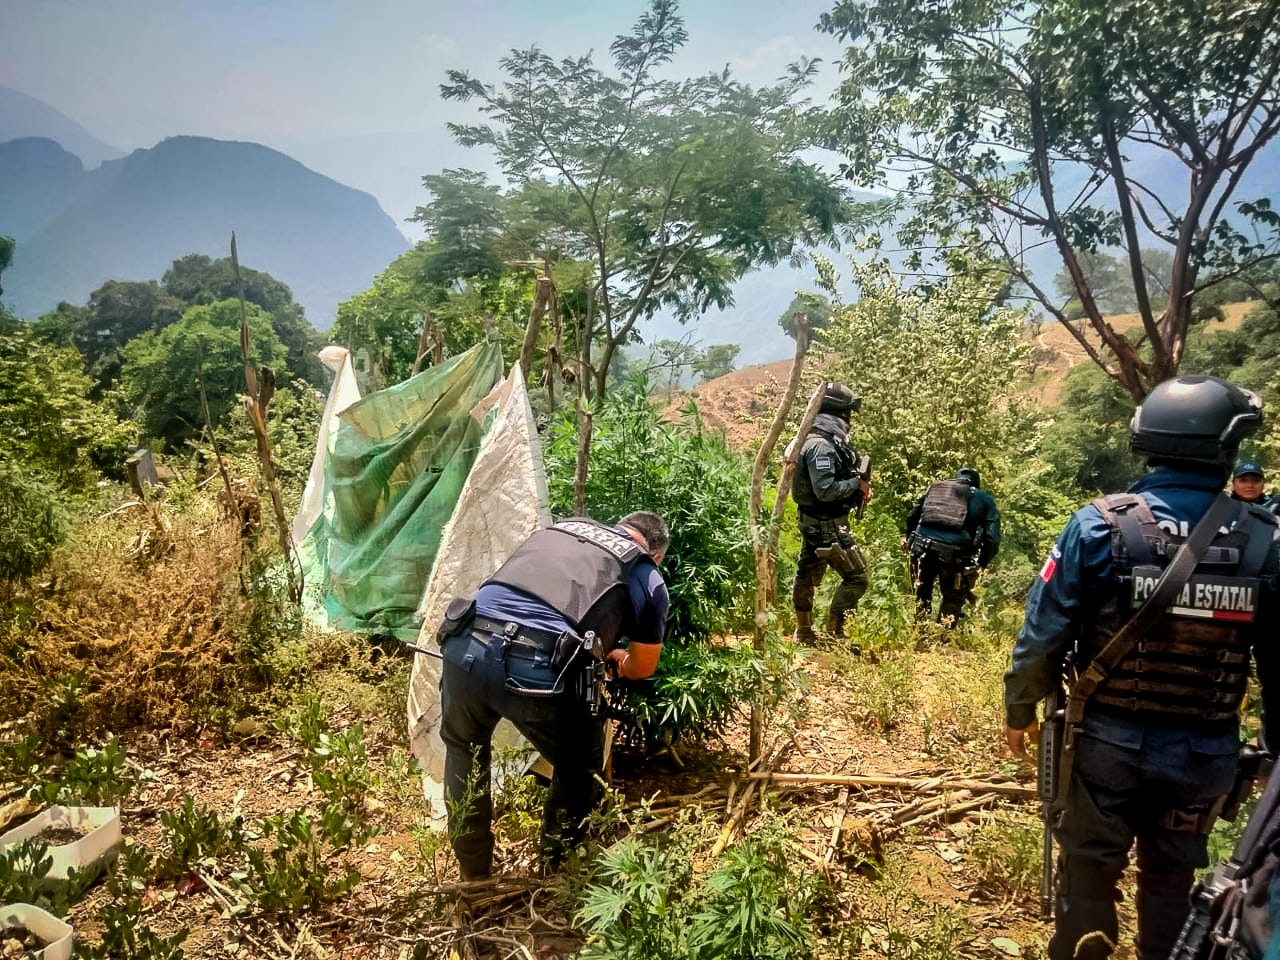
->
435;595;476;646
815;542;855;576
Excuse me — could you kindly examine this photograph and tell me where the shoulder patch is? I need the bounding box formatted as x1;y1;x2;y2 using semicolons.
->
813;454;833;471
1039;543;1062;582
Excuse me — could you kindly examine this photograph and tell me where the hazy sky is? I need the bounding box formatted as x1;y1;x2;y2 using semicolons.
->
1;0;844;217
0;0;850;360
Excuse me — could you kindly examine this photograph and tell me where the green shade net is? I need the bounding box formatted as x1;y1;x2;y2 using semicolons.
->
298;338;504;640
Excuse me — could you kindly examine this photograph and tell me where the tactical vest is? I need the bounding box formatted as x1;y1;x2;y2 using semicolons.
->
791;427;860;519
483;519;648;644
1084;493;1277;723
919;480;972;533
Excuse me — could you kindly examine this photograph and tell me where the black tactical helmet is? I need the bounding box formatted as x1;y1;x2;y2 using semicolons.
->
820;383;861;416
955;467;981;488
1130;375;1262;469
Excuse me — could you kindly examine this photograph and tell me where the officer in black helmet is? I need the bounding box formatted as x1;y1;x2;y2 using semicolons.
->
904;466;1001;627
1004;375;1280;960
790;382;872;648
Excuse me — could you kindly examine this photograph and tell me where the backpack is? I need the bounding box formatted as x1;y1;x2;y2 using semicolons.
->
919;480;971;532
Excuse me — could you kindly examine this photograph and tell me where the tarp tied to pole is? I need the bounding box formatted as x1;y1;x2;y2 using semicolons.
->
408;361;551;817
297;338;505;641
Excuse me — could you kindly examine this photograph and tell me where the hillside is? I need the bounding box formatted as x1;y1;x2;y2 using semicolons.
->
0;135;409;328
0;84;122;168
679;302;1261;445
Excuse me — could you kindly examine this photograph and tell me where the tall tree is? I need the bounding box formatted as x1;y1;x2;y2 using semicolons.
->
821;0;1280;402
438;0;860;504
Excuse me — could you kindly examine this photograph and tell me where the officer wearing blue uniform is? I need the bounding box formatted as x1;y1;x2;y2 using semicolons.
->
905;467;1001;626
1004;375;1280;960
1232;460;1280;515
438;511;670;880
790;383;871;646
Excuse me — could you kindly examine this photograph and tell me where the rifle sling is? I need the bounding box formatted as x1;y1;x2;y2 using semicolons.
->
1056;493;1238;793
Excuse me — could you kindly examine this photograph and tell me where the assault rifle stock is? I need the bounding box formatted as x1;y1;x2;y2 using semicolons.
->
1038;680;1066;921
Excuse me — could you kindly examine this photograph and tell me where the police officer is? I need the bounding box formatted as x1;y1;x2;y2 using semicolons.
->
438;511;669;880
1004;375;1280;960
1231;459;1280;514
790;383;871;647
904;467;1001;627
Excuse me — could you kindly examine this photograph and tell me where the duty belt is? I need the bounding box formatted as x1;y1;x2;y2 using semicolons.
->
471;615;565;659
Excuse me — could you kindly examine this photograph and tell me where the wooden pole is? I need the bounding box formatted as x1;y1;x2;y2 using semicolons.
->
747;318;812;762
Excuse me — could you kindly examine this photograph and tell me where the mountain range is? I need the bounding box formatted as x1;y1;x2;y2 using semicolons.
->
0;88;409;329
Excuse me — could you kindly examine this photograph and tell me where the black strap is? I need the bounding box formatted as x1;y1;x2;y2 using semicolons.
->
1055;493;1238;806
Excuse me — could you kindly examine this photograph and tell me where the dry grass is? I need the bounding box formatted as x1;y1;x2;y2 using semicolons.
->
1;493;250;736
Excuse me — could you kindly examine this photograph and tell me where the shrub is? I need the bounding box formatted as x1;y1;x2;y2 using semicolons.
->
543;380;756;642
0;461;68;597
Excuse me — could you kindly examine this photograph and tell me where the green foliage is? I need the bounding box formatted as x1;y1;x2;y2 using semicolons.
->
777;291;833;339
156;797;248;877
1038;364;1142;495
161;254;326;387
969;812;1042;897
0;461;68;595
0;322;136;491
438;0;865;400
236;810;361;912
120;298;288;448
30;737;134;807
218;377;324;514
820;0;1280;396
544;381;756;641
80;843;189;960
577;819;817;960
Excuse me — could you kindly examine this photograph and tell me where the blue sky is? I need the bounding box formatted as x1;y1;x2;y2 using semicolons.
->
0;0;851;361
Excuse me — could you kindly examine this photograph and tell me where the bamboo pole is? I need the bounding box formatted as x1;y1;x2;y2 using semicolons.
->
747;316;811;762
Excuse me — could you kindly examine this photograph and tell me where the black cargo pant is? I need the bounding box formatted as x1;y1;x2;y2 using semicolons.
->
439;627;603;879
1050;714;1236;960
910;540;976;624
792;512;868;635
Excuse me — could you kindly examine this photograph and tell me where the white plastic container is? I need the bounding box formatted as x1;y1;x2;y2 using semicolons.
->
0;902;73;960
0;805;121;885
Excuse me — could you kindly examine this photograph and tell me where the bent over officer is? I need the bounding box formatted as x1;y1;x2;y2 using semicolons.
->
905;467;1001;627
1003;375;1280;960
438;511;669;879
790;383;871;647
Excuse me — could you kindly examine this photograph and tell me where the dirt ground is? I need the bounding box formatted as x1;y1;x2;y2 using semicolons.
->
12;638;1070;960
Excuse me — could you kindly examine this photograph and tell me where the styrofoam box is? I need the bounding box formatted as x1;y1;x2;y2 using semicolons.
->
0;805;122;884
0;902;73;960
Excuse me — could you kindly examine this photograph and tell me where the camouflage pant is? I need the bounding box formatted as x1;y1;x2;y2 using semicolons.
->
792;513;868;634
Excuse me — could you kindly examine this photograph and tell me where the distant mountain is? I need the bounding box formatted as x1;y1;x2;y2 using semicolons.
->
0;138;84;238
1;135;409;327
0;85;122;168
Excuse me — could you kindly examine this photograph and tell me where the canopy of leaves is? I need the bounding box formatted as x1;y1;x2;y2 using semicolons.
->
438;0;865;399
120;299;287;448
162;255;327;386
0;316;136;492
777;291;833;339
0;460;68;595
820;0;1280;399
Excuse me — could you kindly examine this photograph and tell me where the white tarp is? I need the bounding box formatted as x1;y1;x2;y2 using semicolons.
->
406;363;551;817
290;345;361;549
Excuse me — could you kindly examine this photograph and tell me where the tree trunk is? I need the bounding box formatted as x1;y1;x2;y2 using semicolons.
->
519;276;554;382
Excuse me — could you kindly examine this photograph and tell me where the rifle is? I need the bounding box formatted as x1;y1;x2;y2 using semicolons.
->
1170;745;1280;960
1038;675;1067;921
854;453;872;521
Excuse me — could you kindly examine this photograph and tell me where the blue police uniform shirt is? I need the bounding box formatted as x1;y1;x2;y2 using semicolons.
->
1005;466;1280;741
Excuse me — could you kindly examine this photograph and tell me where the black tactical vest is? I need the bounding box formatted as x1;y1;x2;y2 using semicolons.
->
791;426;860;519
483;519;648;644
919;480;972;532
1085;493;1277;723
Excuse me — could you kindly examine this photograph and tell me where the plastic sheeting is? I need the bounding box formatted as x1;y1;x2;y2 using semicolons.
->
291;346;361;550
407;362;551;817
295;339;505;641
